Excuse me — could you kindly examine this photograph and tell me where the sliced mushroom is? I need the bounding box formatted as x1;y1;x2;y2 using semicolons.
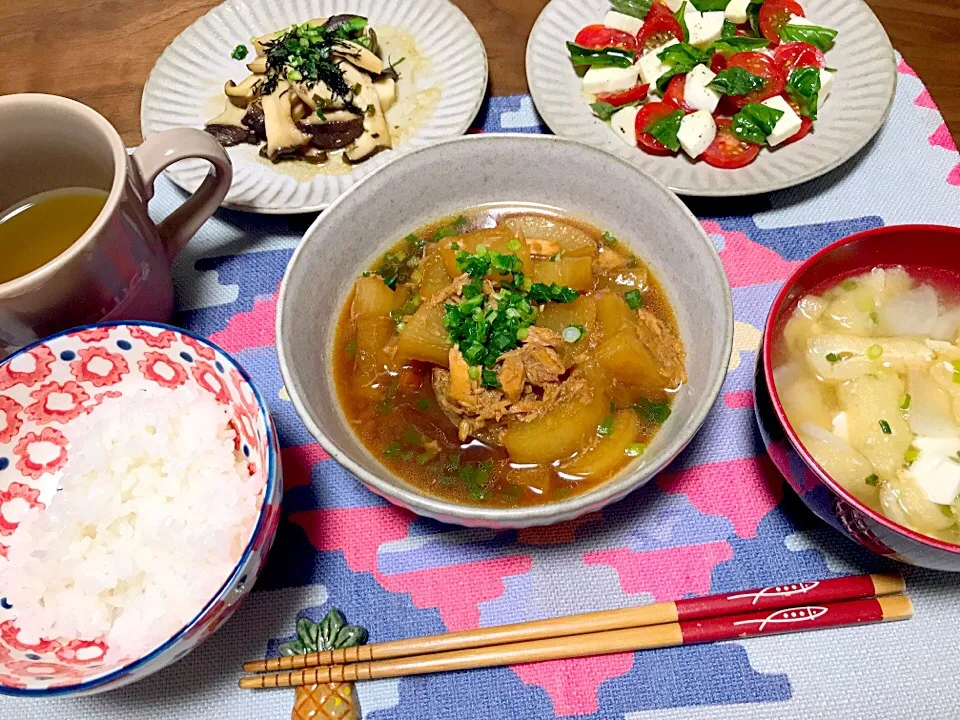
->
252;30;283;57
339;62;392;162
204;100;254;146
224;75;261;108
373;77;397;113
300;147;329;165
261;80;311;161
298;112;365;150
290;97;309;123
332;40;383;75
242;102;265;141
246;56;267;74
292;81;347;111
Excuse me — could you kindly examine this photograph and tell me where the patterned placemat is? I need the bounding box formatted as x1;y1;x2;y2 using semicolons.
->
6;56;960;719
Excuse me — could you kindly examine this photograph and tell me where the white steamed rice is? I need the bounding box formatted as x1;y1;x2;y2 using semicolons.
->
5;384;263;662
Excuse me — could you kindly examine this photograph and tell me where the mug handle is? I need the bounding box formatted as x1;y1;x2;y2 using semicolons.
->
132;129;233;261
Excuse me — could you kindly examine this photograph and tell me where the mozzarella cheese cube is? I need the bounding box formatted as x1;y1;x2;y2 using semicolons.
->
662;0;685;11
818;68;834;110
610;105;641;147
677;110;717;158
582;64;640;95
908;437;960;505
786;14;816;28
684;5;726;47
636;39;680;88
761;95;803;146
604;9;645;36
725;0;751;24
684;64;721;114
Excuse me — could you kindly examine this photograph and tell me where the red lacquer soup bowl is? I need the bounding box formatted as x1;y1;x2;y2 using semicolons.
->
755;224;960;572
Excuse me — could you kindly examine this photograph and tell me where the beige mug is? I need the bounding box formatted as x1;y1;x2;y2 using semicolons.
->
0;93;233;357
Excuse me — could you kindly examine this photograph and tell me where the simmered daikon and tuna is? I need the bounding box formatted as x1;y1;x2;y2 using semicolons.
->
774;267;960;544
333;208;686;506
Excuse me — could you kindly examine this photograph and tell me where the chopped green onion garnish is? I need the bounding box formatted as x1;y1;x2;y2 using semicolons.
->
562;325;583;343
879;419;892;434
953;371;960;385
506;238;522;251
905;446;920;465
841;279;857;291
416;397;431;411
866;344;883;360
517;327;529;341
384;442;402;457
865;473;880;487
869;310;880;325
825;353;840;363
899;393;911;410
626;443;646;457
598;415;615;436
624;289;644;310
231;44;249;60
468;366;480;380
602;231;618;246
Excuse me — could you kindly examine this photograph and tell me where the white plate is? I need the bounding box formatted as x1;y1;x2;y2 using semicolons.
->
141;0;488;213
526;0;896;196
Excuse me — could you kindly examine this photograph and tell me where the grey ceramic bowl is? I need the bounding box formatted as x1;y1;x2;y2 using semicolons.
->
277;134;733;528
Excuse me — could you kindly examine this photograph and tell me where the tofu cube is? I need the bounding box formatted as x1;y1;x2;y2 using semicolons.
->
610;105;640;147
603;9;644;36
908;437;960;505
677;110;717;158
636;39;680;88
761;95;803;146
582;64;640;95
818;68;834;110
725;0;750;24
684;5;725;47
684;63;721;114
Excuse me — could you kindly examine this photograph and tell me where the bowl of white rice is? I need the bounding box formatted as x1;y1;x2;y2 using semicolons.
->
0;322;281;696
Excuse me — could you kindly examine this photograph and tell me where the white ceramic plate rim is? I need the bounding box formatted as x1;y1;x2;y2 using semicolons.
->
140;0;488;214
526;0;897;197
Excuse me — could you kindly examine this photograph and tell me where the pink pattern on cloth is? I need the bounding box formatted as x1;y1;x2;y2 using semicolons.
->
914;89;938;110
280;443;331;490
517;512;602;546
210;294;278;352
897;58;918;77
657;456;784;538
930;124;958;152
724;390;755;409
512;654;635;716
702;221;803;288
584;542;733;599
949;164;960;187
291;507;532;631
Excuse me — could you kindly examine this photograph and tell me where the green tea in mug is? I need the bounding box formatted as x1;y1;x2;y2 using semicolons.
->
0;187;108;284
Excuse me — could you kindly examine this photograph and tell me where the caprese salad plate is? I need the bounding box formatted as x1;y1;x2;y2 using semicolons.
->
526;0;896;196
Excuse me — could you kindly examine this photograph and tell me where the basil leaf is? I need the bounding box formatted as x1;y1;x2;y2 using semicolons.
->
567;41;636;68
611;0;654;19
747;0;765;36
721;20;738;39
656;42;709;92
675;1;689;43
708;67;766;96
691;0;731;10
786;66;821;119
643;109;685;152
778;23;839;51
590;101;620;121
707;36;769;55
732;102;784;144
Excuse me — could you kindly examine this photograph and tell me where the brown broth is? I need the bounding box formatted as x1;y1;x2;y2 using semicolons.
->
333;205;685;507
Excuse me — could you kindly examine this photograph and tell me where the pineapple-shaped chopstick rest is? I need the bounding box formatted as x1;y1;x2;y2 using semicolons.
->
279;608;369;720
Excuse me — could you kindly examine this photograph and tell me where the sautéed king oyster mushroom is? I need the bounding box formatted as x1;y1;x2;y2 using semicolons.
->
206;15;402;164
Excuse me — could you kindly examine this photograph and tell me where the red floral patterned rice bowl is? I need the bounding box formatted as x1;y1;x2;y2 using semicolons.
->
0;322;281;696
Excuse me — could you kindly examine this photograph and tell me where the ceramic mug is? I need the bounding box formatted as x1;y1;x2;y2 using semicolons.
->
0;93;232;357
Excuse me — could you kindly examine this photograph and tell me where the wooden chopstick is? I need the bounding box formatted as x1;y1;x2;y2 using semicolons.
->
240;594;913;689
243;572;903;674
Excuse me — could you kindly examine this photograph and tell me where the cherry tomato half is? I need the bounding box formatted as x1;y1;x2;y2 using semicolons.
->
703;118;762;168
779;96;814;145
575;24;639;52
596;83;650;107
759;0;804;44
638;5;685;54
635;101;679;156
710;53;728;73
663;75;695;113
727;52;787;109
773;41;826;72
